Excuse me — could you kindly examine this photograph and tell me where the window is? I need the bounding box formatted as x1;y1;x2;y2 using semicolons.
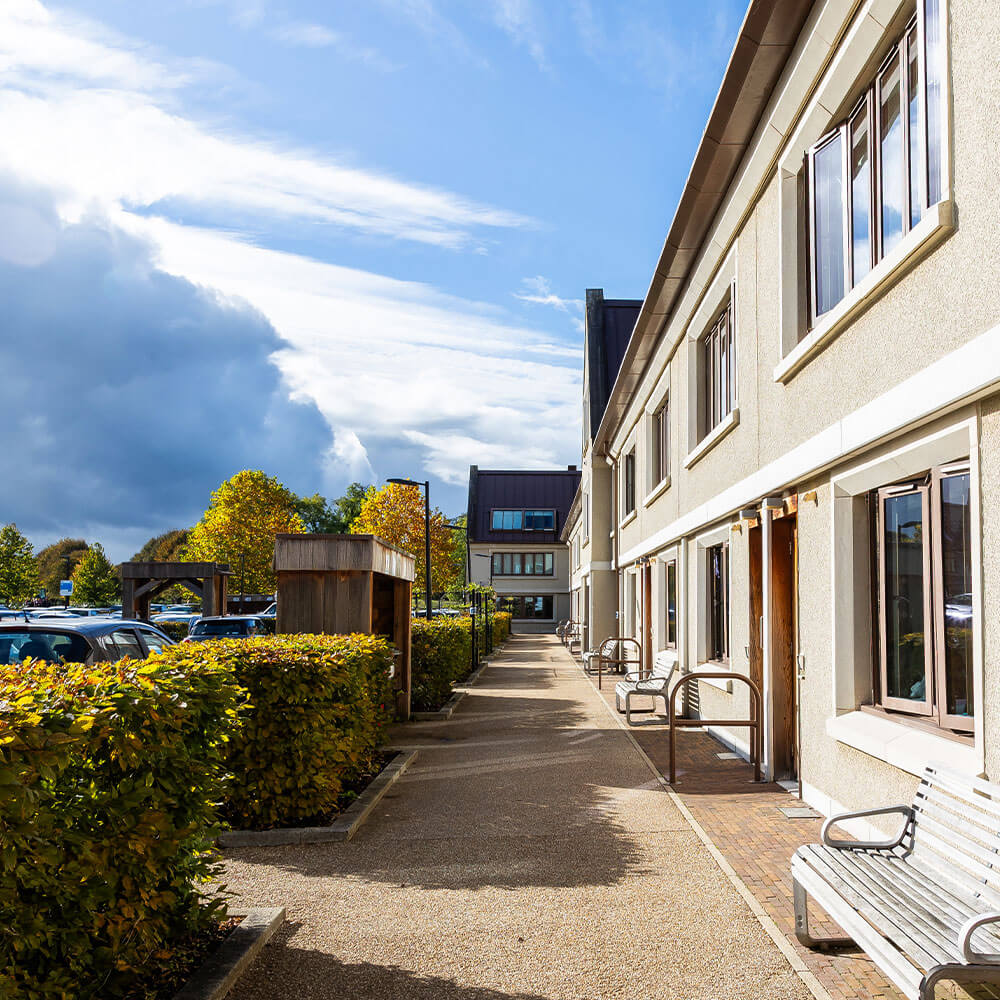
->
524;510;555;531
707;543;729;663
107;628;144;662
807;3;946;322
492;552;554;576
623;449;636;516
509;595;554;619
582;492;590;541
491;509;523;531
702;302;734;436
665;559;677;649
874;462;973;731
137;626;170;654
652;401;670;487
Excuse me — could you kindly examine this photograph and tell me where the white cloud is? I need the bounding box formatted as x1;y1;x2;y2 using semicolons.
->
514;275;583;315
273;21;340;47
490;0;547;68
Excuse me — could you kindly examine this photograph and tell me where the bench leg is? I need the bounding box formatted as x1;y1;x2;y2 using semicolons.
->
919;964;1000;1000
793;878;855;950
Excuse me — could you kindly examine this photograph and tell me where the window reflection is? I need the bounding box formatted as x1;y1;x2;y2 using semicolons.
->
813;133;845;315
880;59;904;255
883;491;926;703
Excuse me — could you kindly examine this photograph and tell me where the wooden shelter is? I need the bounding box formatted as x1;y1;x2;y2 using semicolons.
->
273;534;415;719
120;561;231;620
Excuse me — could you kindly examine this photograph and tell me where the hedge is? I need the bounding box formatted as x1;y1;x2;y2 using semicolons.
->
154;620;190;642
410;617;473;712
151;634;395;829
493;611;511;645
0;656;239;999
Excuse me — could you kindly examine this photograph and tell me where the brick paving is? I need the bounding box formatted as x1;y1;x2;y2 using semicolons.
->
586;670;905;1000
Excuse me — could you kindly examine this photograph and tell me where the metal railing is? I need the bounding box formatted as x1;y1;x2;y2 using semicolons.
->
594;636;642;690
666;671;763;784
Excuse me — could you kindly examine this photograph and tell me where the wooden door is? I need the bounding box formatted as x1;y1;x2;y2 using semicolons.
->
748;525;763;698
770;515;798;780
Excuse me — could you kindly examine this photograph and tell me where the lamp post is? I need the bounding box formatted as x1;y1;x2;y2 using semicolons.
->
387;478;432;621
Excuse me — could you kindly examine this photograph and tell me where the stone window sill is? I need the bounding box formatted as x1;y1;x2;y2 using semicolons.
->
643;476;671;508
618;509;637;530
683;408;740;470
775;199;954;384
825;709;978;778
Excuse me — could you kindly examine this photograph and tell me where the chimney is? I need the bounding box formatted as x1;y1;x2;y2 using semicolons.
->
568;465;578;472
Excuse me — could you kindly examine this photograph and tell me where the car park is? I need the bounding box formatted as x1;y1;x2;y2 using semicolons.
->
0;618;175;665
183;616;266;642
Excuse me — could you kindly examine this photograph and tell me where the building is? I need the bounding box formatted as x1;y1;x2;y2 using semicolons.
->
563;0;999;836
467;466;581;632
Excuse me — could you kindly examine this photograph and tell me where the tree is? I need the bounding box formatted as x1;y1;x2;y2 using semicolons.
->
132;528;190;562
71;543;120;606
36;538;89;601
352;482;463;599
186;470;305;595
294;483;372;534
0;524;40;607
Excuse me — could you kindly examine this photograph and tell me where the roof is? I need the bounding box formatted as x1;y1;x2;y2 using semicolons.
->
585;290;642;441
467;467;581;544
595;0;815;449
0;617;161;635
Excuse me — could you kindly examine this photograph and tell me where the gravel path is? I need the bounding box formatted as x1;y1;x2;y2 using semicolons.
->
222;634;811;1000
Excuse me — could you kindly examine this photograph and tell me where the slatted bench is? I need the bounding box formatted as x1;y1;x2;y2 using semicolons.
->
792;763;1000;1000
615;658;676;725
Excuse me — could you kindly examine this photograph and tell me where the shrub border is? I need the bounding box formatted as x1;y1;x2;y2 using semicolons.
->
411;689;466;721
218;750;418;847
171;907;285;1000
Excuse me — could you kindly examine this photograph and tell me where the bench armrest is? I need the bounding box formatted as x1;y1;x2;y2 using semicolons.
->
959;912;1000;964
821;805;913;849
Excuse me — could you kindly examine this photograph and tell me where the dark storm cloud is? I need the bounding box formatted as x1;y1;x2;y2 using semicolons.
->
0;179;333;553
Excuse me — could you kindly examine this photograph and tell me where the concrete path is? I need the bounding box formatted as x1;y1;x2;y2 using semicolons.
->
223;634;812;1000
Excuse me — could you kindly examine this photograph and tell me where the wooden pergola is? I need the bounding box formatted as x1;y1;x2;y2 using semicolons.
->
120;561;232;620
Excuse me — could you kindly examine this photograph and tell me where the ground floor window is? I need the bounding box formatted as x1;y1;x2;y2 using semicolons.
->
707;542;729;663
665;558;677;648
874;461;973;731
509;595;554;619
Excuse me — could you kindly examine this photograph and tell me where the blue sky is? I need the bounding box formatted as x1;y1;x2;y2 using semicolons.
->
0;0;745;559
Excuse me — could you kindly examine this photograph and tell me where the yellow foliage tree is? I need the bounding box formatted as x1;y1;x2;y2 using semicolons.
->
352;483;463;598
186;470;305;595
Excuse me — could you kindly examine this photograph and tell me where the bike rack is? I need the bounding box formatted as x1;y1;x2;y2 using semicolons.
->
666;671;763;784
596;636;642;690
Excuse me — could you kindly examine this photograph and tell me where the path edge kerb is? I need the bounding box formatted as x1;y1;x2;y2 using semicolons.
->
171;906;284;1000
575;658;835;1000
219;750;418;848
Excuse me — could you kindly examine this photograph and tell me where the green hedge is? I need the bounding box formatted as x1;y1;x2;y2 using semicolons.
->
0;656;239;999
154;620;190;642
152;635;394;829
411;617;472;712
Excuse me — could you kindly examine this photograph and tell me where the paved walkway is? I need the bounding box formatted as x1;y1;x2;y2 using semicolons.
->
223;634;814;999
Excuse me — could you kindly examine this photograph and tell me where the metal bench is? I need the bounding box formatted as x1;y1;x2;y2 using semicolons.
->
614;657;675;725
792;763;1000;1000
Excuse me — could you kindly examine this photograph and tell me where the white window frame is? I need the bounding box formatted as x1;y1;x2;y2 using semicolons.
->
694;522;734;690
776;0;953;381
644;363;672;505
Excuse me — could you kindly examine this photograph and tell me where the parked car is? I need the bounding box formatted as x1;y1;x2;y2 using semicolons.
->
0;618;175;665
257;602;276;633
183;616;266;642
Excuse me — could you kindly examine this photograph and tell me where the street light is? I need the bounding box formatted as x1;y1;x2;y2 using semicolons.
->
387;478;432;621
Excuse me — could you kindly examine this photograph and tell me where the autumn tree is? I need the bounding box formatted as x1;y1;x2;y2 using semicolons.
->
132;528;191;562
295;483;371;534
352;482;463;599
71;543;120;606
36;538;89;601
186;470;305;595
0;524;40;607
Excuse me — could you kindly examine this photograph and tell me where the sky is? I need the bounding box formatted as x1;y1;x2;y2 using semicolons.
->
0;0;746;560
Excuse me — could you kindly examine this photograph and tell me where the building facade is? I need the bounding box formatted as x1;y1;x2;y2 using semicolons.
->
564;0;1000;837
467;466;581;633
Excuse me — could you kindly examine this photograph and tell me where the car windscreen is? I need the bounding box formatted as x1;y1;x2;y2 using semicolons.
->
0;631;91;665
190;620;248;636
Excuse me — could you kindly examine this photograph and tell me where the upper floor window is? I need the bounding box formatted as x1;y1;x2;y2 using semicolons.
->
808;4;946;322
623;449;636;517
582;492;590;541
491;509;555;531
703;302;734;436
493;552;554;576
652;400;669;487
874;461;972;732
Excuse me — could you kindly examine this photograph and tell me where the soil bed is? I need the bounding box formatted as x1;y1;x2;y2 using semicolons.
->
124;915;241;1000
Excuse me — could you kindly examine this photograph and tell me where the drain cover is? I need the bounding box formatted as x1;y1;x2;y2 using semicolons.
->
779;806;821;819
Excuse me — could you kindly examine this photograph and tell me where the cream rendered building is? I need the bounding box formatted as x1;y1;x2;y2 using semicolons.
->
564;0;999;835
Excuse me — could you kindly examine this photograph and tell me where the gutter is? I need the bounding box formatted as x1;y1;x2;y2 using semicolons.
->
593;0;815;452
